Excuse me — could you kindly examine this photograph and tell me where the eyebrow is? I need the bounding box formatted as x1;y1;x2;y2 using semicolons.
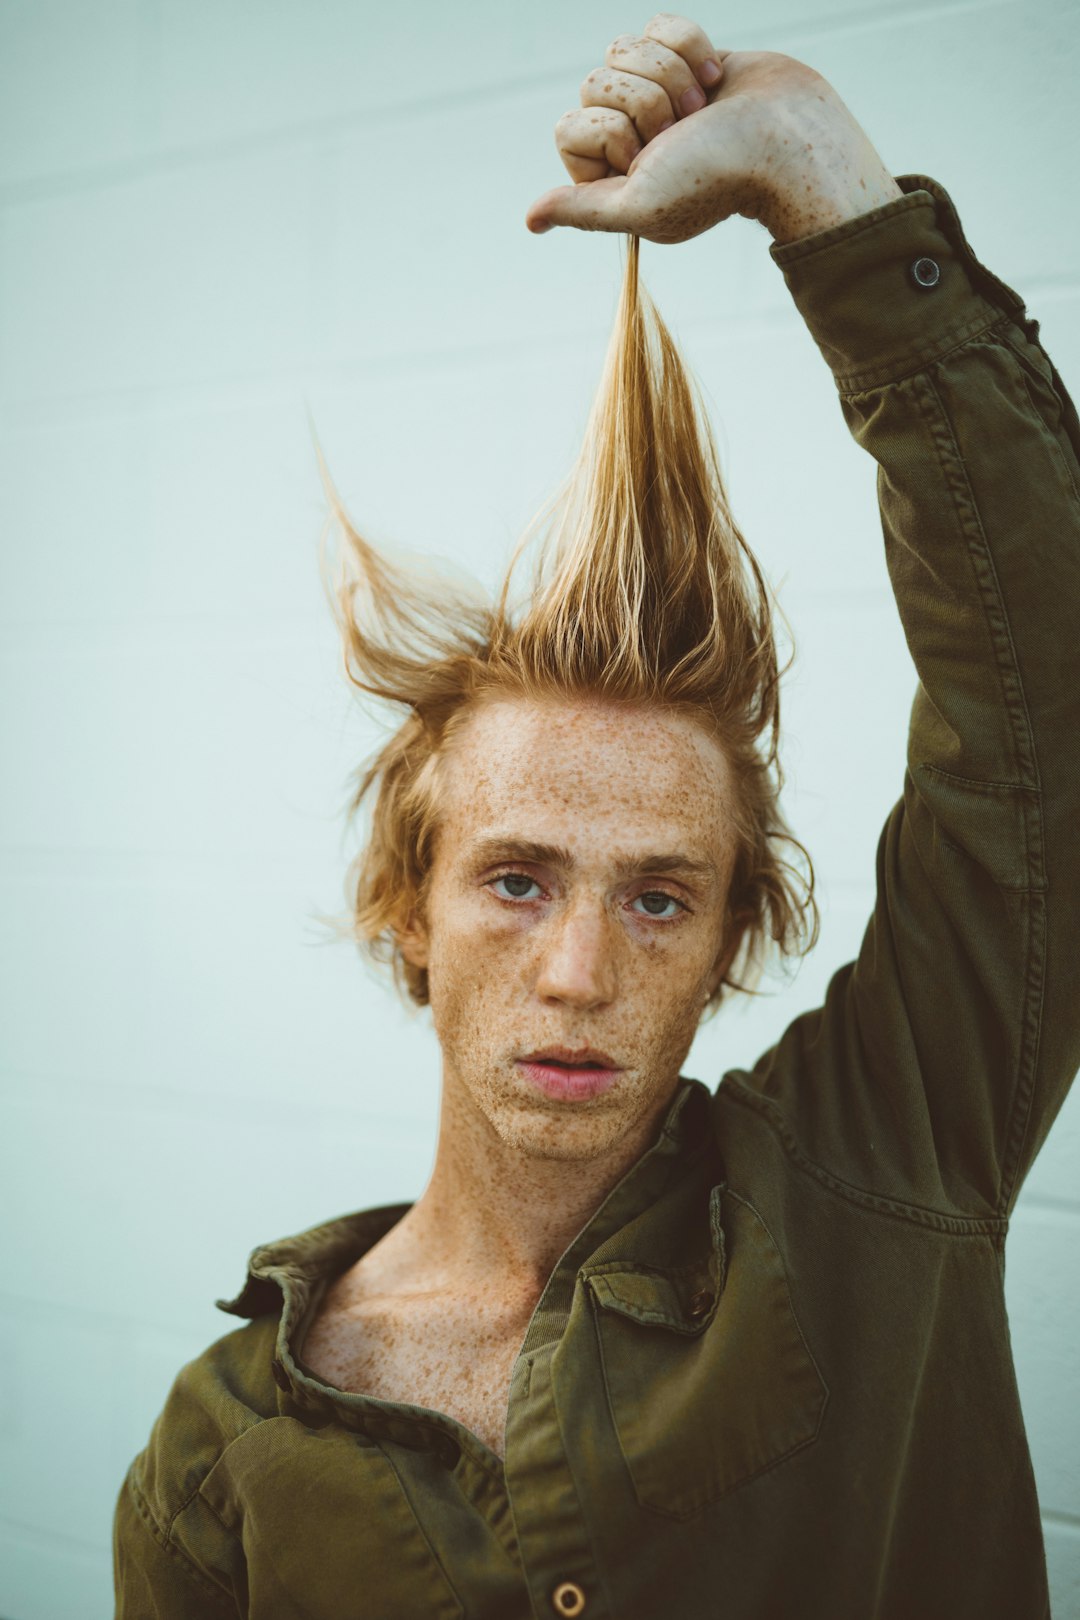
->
468;836;719;885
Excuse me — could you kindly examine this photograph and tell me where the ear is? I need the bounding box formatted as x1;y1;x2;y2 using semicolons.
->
395;909;430;971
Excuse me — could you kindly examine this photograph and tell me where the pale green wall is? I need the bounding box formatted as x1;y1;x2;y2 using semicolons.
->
1;2;1078;1615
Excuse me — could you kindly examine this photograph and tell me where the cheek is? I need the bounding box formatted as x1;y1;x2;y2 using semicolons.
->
638;956;710;1023
423;902;519;1040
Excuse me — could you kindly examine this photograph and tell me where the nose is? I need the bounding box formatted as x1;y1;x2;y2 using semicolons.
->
534;898;618;1011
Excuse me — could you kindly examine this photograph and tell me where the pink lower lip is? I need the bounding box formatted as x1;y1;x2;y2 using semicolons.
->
516;1061;620;1101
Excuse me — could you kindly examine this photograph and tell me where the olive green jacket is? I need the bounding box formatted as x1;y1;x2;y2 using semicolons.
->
113;177;1080;1620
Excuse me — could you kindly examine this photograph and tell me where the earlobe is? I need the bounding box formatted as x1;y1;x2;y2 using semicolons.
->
396;911;429;971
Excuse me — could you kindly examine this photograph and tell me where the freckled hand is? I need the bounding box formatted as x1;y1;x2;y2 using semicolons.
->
525;24;901;247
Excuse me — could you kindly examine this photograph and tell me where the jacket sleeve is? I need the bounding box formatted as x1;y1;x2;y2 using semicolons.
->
723;174;1080;1223
113;1461;239;1618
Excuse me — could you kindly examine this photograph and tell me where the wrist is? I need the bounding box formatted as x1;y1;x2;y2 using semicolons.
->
754;92;902;246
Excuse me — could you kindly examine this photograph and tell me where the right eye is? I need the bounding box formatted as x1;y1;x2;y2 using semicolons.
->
489;872;543;902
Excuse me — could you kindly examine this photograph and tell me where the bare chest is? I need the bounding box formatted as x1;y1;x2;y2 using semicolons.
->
300;1292;526;1461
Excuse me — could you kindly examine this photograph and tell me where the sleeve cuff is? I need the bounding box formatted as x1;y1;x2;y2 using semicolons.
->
769;174;1032;392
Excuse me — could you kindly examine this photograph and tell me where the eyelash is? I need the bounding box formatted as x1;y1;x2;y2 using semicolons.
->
486;869;689;921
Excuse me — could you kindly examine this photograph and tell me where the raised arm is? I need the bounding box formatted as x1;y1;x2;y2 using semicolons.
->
528;25;1080;1220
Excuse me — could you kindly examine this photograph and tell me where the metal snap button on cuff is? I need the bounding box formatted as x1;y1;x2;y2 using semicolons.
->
910;255;942;288
552;1581;587;1616
688;1289;714;1319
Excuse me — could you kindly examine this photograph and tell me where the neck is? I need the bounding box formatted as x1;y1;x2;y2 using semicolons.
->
402;1069;674;1310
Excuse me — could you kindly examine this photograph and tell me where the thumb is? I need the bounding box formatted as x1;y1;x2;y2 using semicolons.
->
525;177;632;235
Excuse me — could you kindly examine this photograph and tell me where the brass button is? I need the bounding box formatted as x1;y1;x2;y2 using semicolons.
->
552;1581;586;1616
688;1289;713;1319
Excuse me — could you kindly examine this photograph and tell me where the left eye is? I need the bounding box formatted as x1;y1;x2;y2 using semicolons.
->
630;891;684;919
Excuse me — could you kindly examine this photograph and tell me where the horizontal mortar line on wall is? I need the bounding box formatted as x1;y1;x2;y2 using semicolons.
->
0;843;351;877
782;0;1023;50
1042;1508;1080;1534
0;65;572;210
0;1298;308;1392
1011;1190;1080;1219
2;265;1075;424
0;308;805;419
0;610;344;643
0;1509;106;1560
1;1065;439;1138
0;1284;358;1357
0;584;896;641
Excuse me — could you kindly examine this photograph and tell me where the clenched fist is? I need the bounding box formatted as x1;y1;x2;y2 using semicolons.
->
526;15;901;246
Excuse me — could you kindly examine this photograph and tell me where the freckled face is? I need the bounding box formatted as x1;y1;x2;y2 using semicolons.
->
404;697;739;1162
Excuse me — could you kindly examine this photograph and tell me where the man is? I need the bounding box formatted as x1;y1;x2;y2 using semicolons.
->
113;18;1079;1619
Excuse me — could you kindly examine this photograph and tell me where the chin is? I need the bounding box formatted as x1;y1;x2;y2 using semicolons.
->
485;1091;645;1164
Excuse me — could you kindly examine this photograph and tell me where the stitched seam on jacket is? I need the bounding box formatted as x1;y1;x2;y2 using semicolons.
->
127;1474;237;1609
999;888;1048;1216
718;1078;1009;1236
912;362;1047;1216
913;362;1041;796
999;330;1080;505
917;766;1046;893
833;308;1002;395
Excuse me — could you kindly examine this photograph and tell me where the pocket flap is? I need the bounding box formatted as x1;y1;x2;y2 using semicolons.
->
589;1266;718;1334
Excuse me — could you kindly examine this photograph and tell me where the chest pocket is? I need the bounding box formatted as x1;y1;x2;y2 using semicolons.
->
587;1184;828;1521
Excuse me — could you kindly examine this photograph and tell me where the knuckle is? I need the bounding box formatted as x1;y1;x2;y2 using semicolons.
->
645;12;703;49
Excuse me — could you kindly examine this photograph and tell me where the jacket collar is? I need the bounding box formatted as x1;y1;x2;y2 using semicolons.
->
214;1077;727;1418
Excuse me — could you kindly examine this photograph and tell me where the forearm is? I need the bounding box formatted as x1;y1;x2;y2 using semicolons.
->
773;173;1080;792
774;176;1080;1209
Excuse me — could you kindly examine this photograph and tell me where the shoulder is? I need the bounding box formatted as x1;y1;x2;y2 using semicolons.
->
132;1314;280;1528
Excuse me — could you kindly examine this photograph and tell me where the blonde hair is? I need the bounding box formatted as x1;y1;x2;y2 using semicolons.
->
316;238;818;1013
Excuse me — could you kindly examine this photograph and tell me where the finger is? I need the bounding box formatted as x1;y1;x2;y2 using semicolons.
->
579;67;673;145
641;13;728;91
525;177;634;236
555;107;643;182
604;32;705;120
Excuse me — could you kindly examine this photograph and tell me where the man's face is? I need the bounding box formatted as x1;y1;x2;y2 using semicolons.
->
402;696;740;1163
